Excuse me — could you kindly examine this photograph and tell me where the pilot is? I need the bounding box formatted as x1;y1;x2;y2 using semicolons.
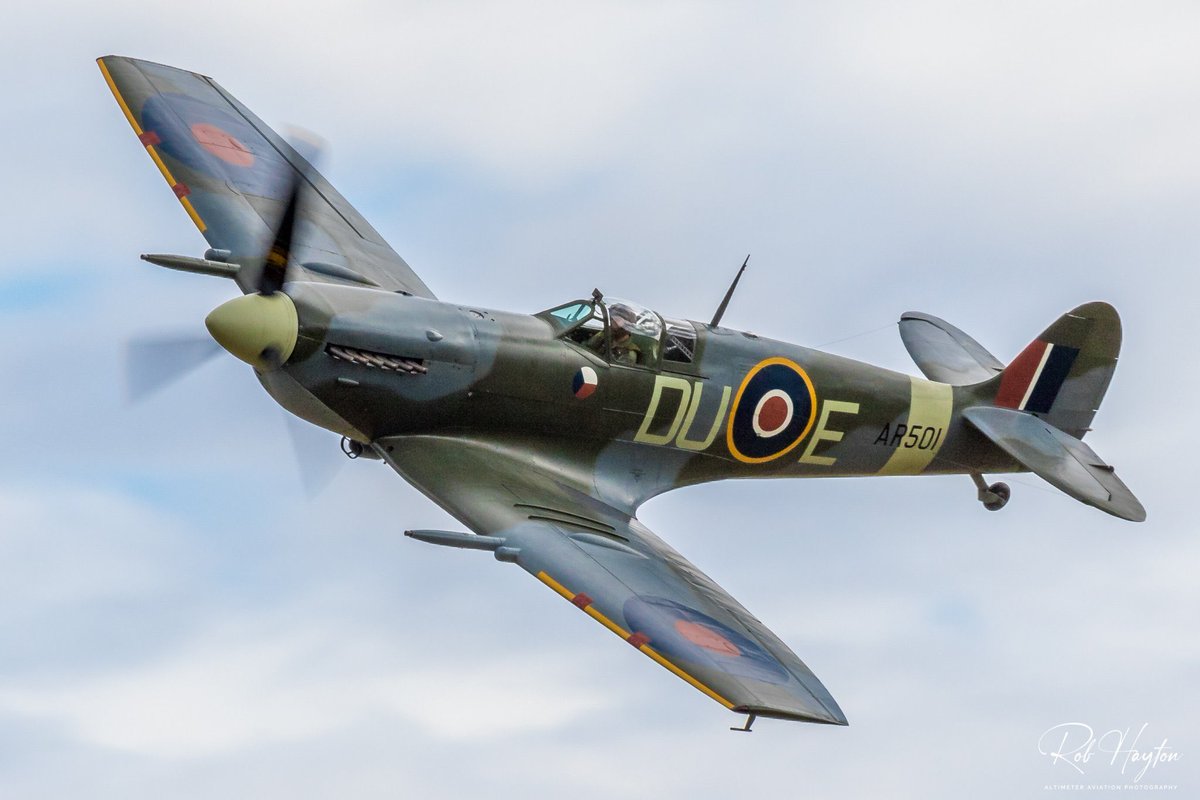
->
587;304;642;365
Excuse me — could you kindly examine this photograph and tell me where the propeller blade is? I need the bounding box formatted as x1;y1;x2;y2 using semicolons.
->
125;334;223;402
258;177;302;296
284;126;325;169
256;134;326;296
283;413;344;498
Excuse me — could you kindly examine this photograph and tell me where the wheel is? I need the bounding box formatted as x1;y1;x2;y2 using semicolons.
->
983;481;1010;511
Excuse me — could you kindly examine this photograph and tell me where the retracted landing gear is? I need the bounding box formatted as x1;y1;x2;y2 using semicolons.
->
971;473;1010;511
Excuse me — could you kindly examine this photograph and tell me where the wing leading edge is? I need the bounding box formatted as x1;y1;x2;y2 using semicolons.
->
378;434;848;726
98;55;435;299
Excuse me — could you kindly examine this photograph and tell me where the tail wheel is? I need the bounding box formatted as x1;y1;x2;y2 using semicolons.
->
983;482;1010;511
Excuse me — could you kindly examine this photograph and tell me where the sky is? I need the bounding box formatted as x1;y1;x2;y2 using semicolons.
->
1;1;1197;797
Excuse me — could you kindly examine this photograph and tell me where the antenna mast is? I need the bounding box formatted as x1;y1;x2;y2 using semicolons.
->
709;254;749;328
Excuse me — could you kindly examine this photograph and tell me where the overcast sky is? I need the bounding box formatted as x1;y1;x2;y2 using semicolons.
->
1;2;1196;797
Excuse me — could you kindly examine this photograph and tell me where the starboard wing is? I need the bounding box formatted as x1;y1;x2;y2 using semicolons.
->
98;55;435;299
378;434;847;726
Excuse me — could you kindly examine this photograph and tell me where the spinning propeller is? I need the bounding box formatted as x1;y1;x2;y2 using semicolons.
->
124;139;342;494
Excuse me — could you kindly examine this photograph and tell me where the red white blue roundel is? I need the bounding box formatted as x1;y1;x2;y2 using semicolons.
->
141;92;292;200
623;595;788;684
751;389;794;437
726;357;817;463
572;366;598;399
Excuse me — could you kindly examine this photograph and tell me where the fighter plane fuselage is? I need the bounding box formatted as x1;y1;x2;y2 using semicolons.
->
258;282;1019;506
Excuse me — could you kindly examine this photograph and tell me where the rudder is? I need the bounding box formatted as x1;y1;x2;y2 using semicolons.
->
989;302;1120;439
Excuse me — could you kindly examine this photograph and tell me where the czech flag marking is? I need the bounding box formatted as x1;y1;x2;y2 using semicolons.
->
573;366;598;399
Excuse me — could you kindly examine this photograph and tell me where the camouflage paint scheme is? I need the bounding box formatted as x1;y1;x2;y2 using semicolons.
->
100;56;1144;728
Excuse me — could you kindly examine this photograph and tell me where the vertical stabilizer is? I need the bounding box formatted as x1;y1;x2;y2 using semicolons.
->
988;302;1121;439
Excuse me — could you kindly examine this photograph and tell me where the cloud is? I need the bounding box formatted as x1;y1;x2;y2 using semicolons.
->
0;619;609;758
0;485;195;618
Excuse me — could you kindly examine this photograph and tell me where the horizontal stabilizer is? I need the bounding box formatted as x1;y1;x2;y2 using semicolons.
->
900;312;1003;385
962;407;1145;522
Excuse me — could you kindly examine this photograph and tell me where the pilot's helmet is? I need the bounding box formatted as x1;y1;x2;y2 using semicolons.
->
609;303;637;329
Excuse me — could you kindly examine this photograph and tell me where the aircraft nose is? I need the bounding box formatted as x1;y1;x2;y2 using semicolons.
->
205;292;298;370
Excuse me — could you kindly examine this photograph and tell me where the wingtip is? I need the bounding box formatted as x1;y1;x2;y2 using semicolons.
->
819;701;849;726
95;54;214;81
1117;501;1147;523
734;704;849;727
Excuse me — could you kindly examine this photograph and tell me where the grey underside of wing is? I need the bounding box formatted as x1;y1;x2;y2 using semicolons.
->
102;56;435;299
376;433;848;725
900;312;1003;384
962;407;1146;522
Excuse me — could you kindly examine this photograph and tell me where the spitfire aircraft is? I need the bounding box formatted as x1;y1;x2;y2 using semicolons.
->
100;56;1144;731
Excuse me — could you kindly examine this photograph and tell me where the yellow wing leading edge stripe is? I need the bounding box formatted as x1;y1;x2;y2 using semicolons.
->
536;570;735;709
98;58;207;232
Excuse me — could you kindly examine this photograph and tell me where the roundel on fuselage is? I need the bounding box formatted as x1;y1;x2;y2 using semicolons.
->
726;357;817;463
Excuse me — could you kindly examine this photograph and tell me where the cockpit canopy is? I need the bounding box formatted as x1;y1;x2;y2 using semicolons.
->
541;297;697;368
